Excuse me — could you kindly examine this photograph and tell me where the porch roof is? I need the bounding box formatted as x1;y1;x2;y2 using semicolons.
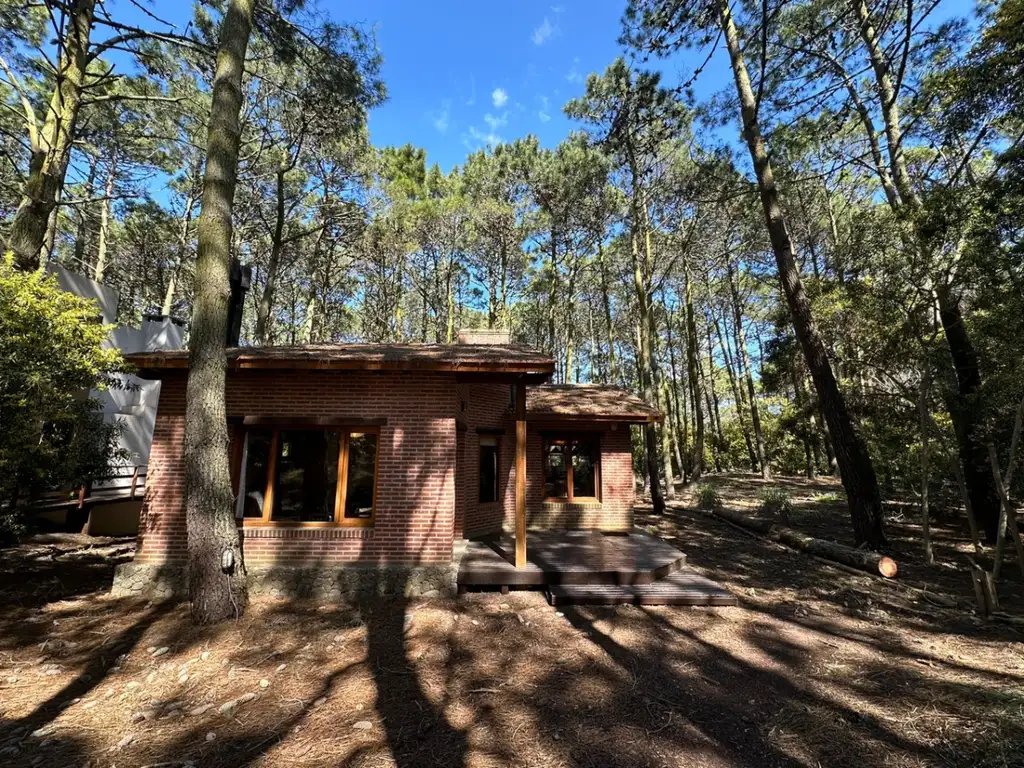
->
125;343;555;382
527;384;662;424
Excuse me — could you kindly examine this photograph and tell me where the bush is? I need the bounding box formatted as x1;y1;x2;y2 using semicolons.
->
0;511;25;548
696;483;721;510
760;488;794;524
0;256;125;514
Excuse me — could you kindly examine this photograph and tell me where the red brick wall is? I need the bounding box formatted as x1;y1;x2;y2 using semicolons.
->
457;383;514;537
135;373;637;568
135;370;457;567
499;421;636;532
454;382;638;536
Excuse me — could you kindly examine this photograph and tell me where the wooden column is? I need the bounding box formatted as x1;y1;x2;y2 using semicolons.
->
515;381;527;568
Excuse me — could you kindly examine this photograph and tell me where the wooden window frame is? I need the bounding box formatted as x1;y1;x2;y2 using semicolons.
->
232;423;380;528
478;436;500;505
542;433;601;503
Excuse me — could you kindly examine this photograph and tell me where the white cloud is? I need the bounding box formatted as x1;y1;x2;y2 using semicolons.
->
532;17;554;45
491;87;508;108
467;125;503;148
537;95;551;122
433;102;451;134
466;75;476;106
484;112;507;132
566;57;582;84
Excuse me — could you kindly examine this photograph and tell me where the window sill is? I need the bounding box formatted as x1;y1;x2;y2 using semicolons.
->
543;498;602;507
240;526;374;540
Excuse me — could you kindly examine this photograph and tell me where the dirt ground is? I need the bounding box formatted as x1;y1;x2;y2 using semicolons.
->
663;472;1024;614
1;491;1023;768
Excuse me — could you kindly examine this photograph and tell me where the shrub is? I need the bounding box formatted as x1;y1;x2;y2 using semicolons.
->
0;511;26;548
696;483;721;510
760;488;794;524
0;256;126;525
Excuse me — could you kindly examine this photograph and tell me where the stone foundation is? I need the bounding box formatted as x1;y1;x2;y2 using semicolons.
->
111;561;459;601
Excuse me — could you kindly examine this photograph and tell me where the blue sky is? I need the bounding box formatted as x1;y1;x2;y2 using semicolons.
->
113;0;976;173
340;0;730;171
114;0;732;173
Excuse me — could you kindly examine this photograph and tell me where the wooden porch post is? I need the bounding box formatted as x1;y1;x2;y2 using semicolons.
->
515;380;527;568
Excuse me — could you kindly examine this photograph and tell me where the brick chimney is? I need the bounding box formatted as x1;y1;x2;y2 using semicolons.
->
456;328;511;345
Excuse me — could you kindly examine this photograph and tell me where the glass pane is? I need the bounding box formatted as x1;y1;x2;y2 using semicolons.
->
240;429;272;518
544;443;568;498
272;430;340;522
479;445;498;503
344;433;378;520
572;446;596;498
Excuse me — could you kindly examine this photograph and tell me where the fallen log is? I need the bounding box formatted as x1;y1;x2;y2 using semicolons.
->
709;506;899;578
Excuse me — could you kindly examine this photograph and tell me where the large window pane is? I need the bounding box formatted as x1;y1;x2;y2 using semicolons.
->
572;445;596;498
544;443;568;498
238;429;272;518
479;439;498;503
344;433;377;520
272;430;340;522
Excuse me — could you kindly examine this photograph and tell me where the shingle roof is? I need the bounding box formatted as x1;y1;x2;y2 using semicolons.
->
527;384;661;423
125;343;554;379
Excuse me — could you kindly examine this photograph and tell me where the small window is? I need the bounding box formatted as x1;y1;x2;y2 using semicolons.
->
543;434;600;502
234;425;379;527
479;436;499;503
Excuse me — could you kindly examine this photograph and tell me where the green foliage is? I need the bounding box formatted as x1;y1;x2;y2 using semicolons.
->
695;484;721;510
0;258;126;514
0;511;26;548
760;488;794;523
812;492;843;504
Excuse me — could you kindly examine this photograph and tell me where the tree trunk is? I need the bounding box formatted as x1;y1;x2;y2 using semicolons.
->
598;240;617;383
254;166;286;344
989;444;1024;582
664;306;687;476
6;0;94;270
626;165;663;513
938;288;1001;541
711;507;898;577
728;261;769;478
919;370;934;563
714;304;757;471
705;321;726;468
93;153;117;283
718;0;886;548
184;0;255;625
683;258;705;479
652;328;676;498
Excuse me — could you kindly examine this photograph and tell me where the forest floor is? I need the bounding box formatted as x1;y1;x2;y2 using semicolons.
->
654;472;1024;614
1;491;1023;768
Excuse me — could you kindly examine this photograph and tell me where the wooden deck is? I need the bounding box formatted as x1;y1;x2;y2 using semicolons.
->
458;530;687;587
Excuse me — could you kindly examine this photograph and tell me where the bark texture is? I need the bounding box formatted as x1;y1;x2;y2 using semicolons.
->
6;0;94;270
184;0;256;625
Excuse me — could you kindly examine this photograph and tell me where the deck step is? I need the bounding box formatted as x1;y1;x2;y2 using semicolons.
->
546;569;738;607
458;531;686;587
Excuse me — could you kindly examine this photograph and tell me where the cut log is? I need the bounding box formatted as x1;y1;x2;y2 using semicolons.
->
709;506;898;578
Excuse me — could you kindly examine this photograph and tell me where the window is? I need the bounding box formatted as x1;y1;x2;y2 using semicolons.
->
234;426;379;527
543;434;600;502
479;436;499;503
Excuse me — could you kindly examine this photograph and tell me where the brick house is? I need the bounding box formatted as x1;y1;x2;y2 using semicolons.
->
111;334;660;599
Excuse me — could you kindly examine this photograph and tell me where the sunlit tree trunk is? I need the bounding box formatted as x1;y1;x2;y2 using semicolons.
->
728;261;769;478
93;152;118;282
6;0;95;270
184;0;256;625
